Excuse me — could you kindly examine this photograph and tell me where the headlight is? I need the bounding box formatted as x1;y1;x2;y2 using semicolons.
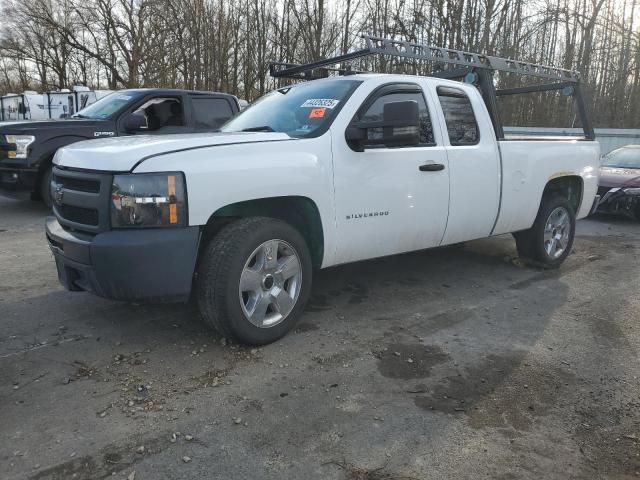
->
5;134;35;159
110;173;187;228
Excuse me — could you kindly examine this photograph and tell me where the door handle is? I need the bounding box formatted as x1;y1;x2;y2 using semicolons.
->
419;163;445;172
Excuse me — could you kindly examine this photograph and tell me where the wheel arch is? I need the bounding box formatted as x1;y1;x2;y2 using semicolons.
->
32;152;56;200
200;196;325;268
36;151;56;173
542;174;584;213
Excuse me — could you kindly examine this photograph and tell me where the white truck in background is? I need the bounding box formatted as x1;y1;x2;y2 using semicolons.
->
46;37;600;345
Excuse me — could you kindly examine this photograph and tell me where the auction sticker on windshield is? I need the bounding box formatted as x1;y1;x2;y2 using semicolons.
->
309;108;327;119
301;99;340;109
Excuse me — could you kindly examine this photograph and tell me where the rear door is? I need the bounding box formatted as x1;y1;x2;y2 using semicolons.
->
189;95;237;131
331;82;450;264
431;84;501;244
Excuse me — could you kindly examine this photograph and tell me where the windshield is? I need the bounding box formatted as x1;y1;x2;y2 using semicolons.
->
602;147;640;169
73;92;140;119
221;79;361;138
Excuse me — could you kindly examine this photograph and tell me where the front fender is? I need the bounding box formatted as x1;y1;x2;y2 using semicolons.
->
132;134;338;266
33;135;95;169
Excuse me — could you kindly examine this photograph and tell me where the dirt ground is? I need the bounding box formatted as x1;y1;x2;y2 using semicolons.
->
1;194;639;480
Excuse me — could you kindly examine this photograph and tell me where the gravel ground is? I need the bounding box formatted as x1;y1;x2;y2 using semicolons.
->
1;194;639;480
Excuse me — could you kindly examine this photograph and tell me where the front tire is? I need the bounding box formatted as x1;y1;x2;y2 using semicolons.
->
513;195;576;268
196;217;313;345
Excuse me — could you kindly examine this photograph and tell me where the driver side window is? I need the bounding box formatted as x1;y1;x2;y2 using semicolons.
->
133;97;185;132
361;91;435;146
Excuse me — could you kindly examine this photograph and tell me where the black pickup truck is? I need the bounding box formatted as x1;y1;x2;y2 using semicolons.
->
0;89;240;206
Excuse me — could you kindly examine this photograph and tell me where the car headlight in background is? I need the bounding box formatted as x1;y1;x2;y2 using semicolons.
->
5;134;35;158
110;173;187;228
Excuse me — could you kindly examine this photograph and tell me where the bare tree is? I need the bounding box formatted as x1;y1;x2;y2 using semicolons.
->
1;0;640;127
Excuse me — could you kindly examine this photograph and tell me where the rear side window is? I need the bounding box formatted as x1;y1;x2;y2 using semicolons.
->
437;87;479;146
192;97;234;128
361;90;435;145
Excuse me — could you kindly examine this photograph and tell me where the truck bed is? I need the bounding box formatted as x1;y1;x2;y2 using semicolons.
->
492;139;601;236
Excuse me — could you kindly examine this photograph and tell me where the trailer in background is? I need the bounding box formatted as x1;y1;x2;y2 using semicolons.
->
0;86;113;121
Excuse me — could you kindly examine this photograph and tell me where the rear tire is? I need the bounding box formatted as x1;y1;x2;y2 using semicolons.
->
513;195;576;268
40;165;53;209
196;217;313;345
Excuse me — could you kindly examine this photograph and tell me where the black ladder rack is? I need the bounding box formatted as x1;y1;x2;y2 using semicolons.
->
269;35;594;140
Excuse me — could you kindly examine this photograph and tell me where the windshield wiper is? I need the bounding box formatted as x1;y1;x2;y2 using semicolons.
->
241;126;275;132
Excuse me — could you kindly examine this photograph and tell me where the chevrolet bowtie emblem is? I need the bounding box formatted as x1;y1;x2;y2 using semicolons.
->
53;183;64;206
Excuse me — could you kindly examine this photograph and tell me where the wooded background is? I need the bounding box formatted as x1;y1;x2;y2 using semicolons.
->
0;0;637;128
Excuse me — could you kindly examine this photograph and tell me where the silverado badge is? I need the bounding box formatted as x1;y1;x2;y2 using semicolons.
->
345;211;389;220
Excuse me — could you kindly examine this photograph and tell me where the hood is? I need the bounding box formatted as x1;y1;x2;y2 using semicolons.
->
599;166;640;188
0;118;108;134
54;132;294;172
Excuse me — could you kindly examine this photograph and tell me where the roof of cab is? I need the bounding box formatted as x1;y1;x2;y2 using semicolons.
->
295;72;468;89
118;88;236;98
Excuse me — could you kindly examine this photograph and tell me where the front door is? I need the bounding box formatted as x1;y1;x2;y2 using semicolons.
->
331;82;450;265
122;96;189;135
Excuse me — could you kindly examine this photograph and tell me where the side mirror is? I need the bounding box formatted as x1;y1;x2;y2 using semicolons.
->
346;100;421;151
123;112;147;132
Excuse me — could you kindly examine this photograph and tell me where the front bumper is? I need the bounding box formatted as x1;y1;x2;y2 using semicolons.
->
0;165;38;191
596;187;640;219
46;216;201;302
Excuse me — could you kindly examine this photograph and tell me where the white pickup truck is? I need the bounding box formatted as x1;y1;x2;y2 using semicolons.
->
46;38;600;344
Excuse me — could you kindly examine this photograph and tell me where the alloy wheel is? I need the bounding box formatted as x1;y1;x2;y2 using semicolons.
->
238;239;302;328
544;206;571;259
